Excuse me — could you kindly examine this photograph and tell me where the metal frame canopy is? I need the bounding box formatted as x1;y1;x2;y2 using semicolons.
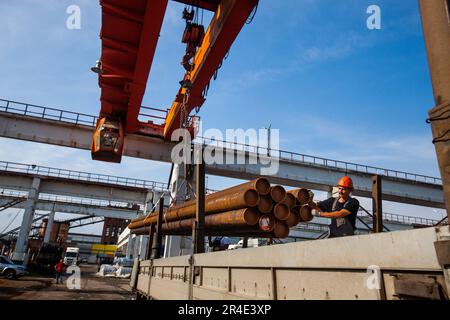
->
94;0;258;162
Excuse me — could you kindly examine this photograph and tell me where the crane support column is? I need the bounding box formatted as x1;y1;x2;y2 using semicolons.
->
151;196;164;259
11;177;41;264
43;207;55;243
372;175;383;233
126;234;133;259
420;0;450;218
193;155;206;254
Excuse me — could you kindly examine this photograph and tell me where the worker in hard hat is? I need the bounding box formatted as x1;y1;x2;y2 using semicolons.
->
310;176;360;238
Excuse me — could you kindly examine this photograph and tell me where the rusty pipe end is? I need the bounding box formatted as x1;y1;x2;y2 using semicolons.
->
255;178;271;195
273;221;289;238
270;185;286;203
283;193;296;209
243;208;260;226
273;203;289;221
244;189;260;207
257;195;274;214
297;188;311;205
258;214;275;232
286;210;300;228
299;205;313;222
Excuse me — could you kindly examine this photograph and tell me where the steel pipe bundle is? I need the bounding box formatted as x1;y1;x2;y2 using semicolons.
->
128;178;268;230
128;179;314;240
270;185;286;203
287;188;311;205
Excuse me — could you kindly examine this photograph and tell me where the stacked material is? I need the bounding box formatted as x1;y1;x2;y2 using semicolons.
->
285;188;315;228
127;178;314;239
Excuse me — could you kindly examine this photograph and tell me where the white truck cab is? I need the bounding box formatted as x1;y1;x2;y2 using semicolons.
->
63;247;79;266
227;238;259;250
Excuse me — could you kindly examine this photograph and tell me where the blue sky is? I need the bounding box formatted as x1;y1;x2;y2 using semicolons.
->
0;0;445;234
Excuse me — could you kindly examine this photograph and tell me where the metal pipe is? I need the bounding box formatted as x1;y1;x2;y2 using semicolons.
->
258;214;275;232
131;208;260;234
129;188;259;229
299;205;313;222
286;209;300;228
273;203;289;221
288;188;311;205
273;221;289;238
207;177;271;196
282;193;296;209
257;195;274;214
420;0;450;216
270;185;286;203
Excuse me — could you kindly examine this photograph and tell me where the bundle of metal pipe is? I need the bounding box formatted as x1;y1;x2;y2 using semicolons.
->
287;188;312;205
283;188;315;228
128;179;295;239
131;211;282;238
128;178;270;230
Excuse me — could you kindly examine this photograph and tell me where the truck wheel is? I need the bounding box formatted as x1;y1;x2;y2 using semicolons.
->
4;269;16;280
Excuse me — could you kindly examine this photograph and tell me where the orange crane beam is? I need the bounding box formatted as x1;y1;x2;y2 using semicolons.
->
173;0;220;11
93;0;257;162
98;0;168;134
163;0;258;139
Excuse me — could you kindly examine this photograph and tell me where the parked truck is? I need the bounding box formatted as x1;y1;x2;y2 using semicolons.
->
63;247;80;266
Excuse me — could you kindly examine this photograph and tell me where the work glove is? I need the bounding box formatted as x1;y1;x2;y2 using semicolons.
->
312;209;321;217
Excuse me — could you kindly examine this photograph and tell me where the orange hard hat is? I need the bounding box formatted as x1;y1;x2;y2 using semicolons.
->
338;176;354;190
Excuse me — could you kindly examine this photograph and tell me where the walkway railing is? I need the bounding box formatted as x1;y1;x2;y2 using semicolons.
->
0;189;138;208
196;136;442;185
0;160;168;191
0;98;442;185
358;209;440;226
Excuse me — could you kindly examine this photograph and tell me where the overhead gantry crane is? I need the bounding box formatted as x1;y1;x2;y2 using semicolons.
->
91;0;259;162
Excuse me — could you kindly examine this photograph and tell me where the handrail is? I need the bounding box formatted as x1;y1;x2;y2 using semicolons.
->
358;209;440;226
0;188;137;208
196;136;442;185
0;98;442;185
0;160;168;191
0;98;98;127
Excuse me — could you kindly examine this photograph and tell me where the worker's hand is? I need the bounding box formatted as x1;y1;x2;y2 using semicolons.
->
309;201;318;210
312;209;321;217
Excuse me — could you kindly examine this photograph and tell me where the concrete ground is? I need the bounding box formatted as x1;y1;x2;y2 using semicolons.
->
0;264;134;300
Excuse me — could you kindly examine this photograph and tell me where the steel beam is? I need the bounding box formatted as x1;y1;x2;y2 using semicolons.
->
206;149;445;209
420;0;450;217
43;208;55;243
0;172;148;204
0;111;174;162
193;159;206;254
372;175;383;233
0;197;139;220
0;111;445;208
99;0;169;133
151;197;164;259
164;0;259;138
11;177;40;264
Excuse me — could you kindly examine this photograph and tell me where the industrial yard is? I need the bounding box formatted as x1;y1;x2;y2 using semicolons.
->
0;0;449;303
0;264;132;300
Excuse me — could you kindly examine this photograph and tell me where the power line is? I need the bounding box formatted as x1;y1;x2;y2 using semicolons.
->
0;208;22;235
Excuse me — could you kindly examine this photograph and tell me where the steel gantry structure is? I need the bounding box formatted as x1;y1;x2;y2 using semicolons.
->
0;160;169;262
92;0;258;162
0;99;445;209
